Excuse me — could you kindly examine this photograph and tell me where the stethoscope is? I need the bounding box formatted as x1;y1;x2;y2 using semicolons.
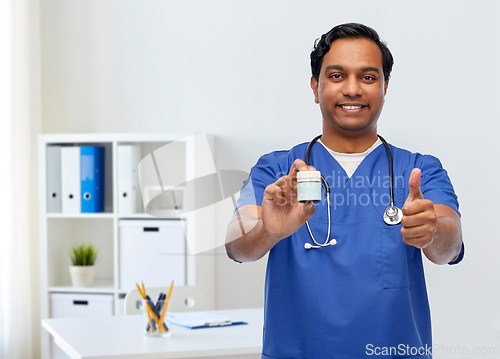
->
303;134;402;249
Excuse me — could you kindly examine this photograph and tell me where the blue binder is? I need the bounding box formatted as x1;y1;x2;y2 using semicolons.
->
80;146;105;213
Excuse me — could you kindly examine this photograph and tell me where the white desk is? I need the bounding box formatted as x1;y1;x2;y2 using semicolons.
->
42;308;263;359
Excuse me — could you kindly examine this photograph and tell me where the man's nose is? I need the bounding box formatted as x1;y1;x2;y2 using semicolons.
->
341;77;362;97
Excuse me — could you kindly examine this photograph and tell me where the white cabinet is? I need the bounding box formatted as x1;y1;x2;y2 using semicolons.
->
50;293;114;359
118;219;186;291
38;133;216;359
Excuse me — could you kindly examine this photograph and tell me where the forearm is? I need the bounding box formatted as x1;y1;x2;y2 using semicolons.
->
226;161;317;262
225;215;282;262
423;215;462;265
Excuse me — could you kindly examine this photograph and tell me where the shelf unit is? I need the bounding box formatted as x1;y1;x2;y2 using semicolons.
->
38;133;216;359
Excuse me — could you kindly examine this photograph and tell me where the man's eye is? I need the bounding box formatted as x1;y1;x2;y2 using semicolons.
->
362;76;375;81
330;74;342;79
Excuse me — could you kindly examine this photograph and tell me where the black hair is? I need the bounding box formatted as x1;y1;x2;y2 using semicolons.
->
310;23;394;82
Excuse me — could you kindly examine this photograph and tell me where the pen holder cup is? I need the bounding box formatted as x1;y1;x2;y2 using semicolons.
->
143;299;171;337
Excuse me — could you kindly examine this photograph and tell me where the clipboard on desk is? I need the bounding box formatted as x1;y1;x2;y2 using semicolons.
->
167;312;248;329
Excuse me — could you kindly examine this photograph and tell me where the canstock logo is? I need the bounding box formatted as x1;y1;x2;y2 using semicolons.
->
138;133;248;255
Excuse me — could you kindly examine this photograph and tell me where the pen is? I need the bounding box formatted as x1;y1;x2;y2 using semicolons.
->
146;293;168;332
145;295;157;332
137;283;155;333
137;282;165;333
205;321;232;327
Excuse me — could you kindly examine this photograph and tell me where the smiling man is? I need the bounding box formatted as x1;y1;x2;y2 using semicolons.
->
225;23;464;359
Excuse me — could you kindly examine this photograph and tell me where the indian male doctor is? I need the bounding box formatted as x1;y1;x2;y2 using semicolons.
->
225;23;464;359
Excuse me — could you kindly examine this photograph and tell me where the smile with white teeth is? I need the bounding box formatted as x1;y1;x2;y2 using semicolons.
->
340;105;364;110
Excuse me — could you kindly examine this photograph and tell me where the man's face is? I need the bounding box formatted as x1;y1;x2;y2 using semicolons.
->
311;37;388;137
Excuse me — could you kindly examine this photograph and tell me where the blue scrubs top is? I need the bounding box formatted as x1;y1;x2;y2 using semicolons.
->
237;141;463;359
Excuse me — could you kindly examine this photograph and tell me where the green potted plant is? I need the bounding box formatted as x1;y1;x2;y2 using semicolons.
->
69;244;99;287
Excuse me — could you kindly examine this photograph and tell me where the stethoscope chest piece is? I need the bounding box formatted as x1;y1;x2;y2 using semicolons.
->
383;206;403;225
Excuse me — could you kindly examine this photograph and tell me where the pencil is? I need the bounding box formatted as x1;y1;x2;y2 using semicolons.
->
137;283;154;333
136;283;144;298
166;280;174;301
158;281;174;333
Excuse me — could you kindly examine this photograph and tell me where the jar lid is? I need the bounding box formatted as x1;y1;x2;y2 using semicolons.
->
297;171;321;182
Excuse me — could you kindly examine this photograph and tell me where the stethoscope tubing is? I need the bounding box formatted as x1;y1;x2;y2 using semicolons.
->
305;134;395;204
303;134;402;249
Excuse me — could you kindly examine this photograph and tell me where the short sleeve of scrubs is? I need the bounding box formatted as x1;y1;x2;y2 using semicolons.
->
418;154;464;265
236;152;285;210
418;154;460;215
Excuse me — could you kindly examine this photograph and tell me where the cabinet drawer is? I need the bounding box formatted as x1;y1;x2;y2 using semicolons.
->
119;219;186;291
50;293;114;318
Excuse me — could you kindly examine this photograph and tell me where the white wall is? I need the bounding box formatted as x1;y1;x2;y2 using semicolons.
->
41;0;500;354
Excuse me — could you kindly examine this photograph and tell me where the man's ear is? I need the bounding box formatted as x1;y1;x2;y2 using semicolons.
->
310;76;319;104
384;80;389;96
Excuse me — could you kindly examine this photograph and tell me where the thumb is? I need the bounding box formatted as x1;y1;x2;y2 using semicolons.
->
406;168;423;202
301;201;316;222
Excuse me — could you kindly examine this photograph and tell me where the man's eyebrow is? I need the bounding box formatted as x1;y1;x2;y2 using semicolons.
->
324;65;344;73
324;65;381;75
360;66;380;75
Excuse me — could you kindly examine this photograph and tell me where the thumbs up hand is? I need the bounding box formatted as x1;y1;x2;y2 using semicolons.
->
400;168;438;249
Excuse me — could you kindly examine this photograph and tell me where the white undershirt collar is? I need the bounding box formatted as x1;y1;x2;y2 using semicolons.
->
318;138;383;178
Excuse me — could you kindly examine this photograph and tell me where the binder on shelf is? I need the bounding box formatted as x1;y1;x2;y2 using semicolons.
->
46;146;62;213
81;146;105;213
61;146;81;214
117;145;141;214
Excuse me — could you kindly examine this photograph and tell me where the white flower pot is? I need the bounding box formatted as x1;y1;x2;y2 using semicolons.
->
69;265;95;287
